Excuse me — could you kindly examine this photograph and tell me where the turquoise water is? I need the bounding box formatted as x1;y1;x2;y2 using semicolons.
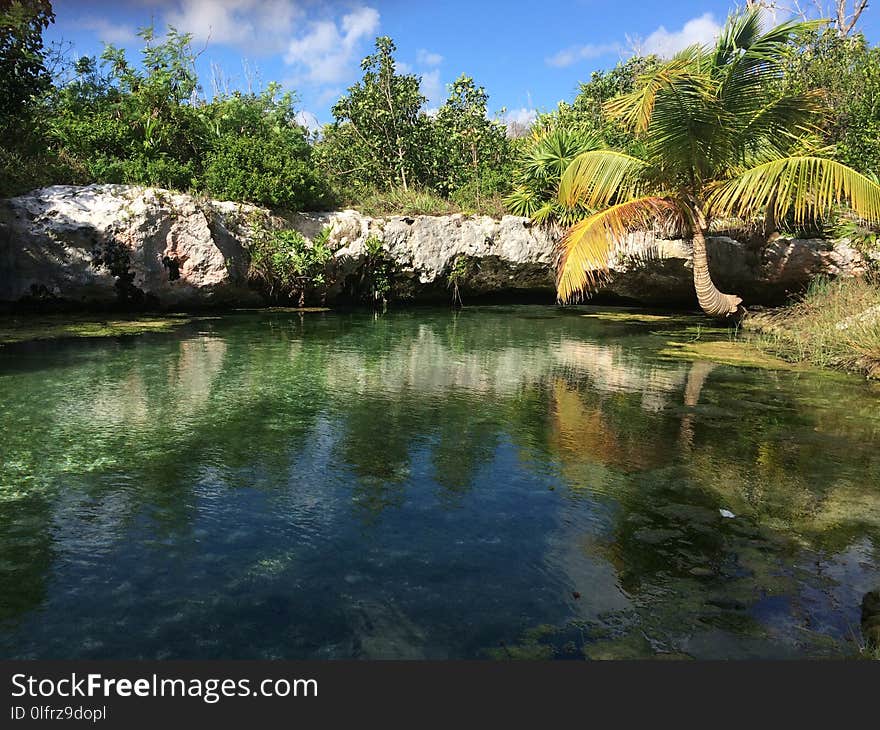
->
1;306;879;659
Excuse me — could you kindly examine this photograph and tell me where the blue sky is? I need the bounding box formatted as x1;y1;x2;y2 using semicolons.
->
46;1;880;131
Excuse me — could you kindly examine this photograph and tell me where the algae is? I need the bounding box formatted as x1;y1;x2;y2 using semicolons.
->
0;314;196;345
658;339;801;371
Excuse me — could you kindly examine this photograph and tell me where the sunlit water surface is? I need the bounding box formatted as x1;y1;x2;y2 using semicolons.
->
1;306;879;659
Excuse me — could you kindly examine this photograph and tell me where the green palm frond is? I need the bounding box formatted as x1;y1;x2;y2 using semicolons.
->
558;150;647;208
557;196;686;302
732;90;827;166
503;186;541;218
708;156;880;225
604;48;712;135
712;7;764;66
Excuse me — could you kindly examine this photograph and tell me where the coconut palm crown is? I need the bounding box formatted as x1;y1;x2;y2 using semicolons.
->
555;8;880;318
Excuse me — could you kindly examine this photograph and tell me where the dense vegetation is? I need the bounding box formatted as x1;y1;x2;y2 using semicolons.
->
553;10;880;319
1;1;880;365
3;1;879;218
0;5;513;214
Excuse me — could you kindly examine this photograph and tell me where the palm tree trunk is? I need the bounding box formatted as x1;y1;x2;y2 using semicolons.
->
691;222;743;319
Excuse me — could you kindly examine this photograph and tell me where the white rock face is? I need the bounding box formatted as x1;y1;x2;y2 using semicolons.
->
0;185;260;307
287;210;558;297
0;185;869;308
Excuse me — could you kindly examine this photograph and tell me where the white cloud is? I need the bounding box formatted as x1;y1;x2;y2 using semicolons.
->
75;18;139;44
638;13;721;57
416;49;443;67
285;6;380;85
165;0;304;53
546;43;621;68
316;87;343;107
420;69;442;106
545;12;722;68
501;107;537;135
295;110;322;133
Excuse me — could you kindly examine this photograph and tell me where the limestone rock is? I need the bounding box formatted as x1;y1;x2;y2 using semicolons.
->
0;185;261;308
0;185;870;308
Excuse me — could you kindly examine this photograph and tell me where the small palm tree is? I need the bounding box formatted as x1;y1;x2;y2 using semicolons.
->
504;125;603;226
555;9;880;318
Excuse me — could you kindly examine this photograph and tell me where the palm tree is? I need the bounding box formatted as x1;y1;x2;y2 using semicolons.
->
504;125;603;226
555;9;880;318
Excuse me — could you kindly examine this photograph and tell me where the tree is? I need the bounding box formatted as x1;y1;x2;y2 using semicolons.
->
783;27;880;176
555;9;880;318
319;36;426;193
0;0;53;136
0;0;58;194
428;75;510;205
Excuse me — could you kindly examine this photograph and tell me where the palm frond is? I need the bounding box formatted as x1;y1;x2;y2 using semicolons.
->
558;150;647;208
708;156;880;226
604;48;711;134
713;6;764;67
557;196;686;303
732;90;826;166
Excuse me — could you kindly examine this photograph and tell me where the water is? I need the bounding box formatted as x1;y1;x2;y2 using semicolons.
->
1;306;879;659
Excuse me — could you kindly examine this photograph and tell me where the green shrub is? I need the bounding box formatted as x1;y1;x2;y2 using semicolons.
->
202;134;330;210
248;227;334;305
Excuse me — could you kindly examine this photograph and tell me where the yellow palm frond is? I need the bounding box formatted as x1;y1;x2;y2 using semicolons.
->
708;156;880;225
557;196;686;303
558;150;647;208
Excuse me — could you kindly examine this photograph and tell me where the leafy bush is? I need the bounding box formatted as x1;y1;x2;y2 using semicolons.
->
248;227;334;305
362;234;393;306
202;134;330;209
503;126;602;225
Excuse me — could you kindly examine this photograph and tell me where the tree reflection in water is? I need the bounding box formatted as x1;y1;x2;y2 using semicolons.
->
0;307;878;658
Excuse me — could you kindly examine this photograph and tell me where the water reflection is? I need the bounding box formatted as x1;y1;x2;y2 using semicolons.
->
0;306;878;658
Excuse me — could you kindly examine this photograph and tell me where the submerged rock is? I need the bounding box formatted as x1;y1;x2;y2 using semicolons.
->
0;184;868;308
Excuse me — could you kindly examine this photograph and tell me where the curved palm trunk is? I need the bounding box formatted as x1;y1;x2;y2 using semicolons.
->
691;215;742;318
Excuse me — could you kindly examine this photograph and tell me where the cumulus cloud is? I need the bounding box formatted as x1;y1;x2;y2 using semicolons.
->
546;43;622;68
420;69;442;106
285;6;380;85
416;49;443;67
164;0;304;53
639;13;721;57
546;13;721;68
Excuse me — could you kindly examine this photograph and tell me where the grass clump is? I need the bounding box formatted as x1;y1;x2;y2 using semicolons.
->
744;276;880;378
348;186;507;219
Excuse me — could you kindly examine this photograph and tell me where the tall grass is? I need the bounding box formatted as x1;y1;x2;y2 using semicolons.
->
745;276;880;378
346;186;508;219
